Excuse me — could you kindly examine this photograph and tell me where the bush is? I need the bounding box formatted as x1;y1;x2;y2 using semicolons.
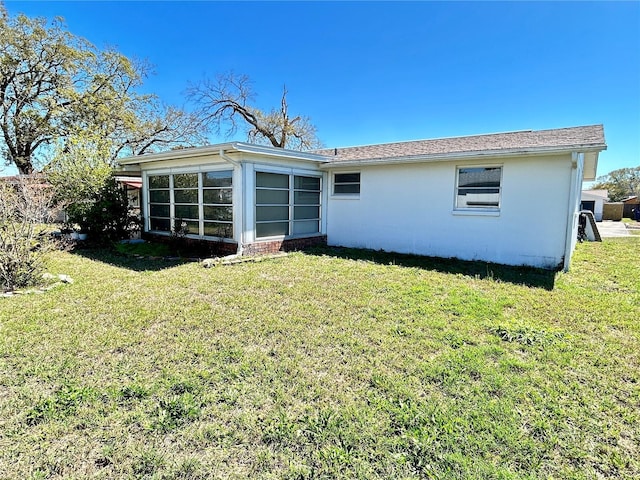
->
66;177;139;244
0;176;58;291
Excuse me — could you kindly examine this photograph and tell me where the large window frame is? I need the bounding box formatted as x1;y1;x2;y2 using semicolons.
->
147;169;234;240
255;171;322;239
454;165;502;212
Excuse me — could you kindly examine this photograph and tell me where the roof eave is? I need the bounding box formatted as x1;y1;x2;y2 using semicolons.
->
116;142;328;166
230;142;328;162
116;143;236;166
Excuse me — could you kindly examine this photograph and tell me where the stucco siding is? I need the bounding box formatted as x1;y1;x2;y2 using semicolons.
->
326;154;573;269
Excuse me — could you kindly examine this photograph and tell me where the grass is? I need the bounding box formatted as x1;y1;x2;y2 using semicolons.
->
113;240;172;258
0;239;638;479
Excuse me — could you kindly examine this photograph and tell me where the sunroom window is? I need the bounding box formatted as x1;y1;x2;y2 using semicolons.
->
455;166;502;210
147;170;233;238
148;175;171;232
255;172;321;238
203;171;233;238
173;173;199;234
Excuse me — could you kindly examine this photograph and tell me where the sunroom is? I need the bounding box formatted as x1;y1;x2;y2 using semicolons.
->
117;142;329;255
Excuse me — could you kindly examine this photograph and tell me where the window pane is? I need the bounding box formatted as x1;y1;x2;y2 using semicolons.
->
294;176;320;190
256;222;289;237
204;206;232;221
458;187;500;195
175;205;199;219
174;189;198;203
256;189;289;205
458;167;501;188
334;184;360;194
203;170;232;187
256;206;289;222
173;219;199;234
293;220;319;235
173;173;198;188
456;194;500;208
150;217;171;231
149;190;169;203
203;188;232;204
294;191;320;205
204;221;233;238
335;173;360;184
256;172;288;188
149;204;170;217
149;175;169;189
294;206;319;220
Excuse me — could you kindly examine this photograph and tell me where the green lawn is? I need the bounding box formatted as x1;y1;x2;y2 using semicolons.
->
0;239;638;479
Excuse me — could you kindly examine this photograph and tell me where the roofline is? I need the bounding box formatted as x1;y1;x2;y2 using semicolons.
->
116;142;328;166
319;144;606;169
315;124;604;152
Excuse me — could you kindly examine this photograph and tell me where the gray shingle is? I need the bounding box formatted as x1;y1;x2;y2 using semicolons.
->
314;125;605;162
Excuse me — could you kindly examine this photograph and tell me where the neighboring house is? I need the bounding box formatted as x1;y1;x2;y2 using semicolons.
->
621;196;639;219
114;175;142;213
117;124;606;271
581;189;608;221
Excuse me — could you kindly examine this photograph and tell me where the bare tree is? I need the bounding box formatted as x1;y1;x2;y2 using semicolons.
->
187;72;322;150
112;104;206;158
0;175;59;290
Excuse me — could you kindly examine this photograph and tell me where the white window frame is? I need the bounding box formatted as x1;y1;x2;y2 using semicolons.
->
453;165;502;214
254;170;323;240
145;168;234;240
332;172;361;197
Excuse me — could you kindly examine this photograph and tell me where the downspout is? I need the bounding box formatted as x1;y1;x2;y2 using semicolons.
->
219;149;244;256
562;152;584;272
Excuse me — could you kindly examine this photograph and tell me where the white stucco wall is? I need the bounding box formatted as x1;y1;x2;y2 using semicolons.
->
326;154;575;269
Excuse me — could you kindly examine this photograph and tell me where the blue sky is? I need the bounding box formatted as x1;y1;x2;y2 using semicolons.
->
3;1;639;180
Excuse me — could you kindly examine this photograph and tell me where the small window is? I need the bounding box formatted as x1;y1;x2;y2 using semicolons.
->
455;166;501;210
333;173;360;195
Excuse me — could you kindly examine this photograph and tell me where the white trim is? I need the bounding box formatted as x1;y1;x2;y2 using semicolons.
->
563;152;584;272
451;210;501;217
117;142;327;166
144;164;232;176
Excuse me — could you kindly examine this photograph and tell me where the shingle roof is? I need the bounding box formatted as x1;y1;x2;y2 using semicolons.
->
314;125;605;163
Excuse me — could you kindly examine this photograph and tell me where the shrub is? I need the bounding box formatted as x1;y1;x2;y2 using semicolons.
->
66;177;139;243
0;176;58;291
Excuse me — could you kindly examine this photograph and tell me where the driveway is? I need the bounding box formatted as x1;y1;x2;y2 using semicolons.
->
597;221;631;238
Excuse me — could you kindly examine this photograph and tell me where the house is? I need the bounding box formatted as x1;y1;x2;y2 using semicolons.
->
621;195;639;219
117;124;606;271
581;189;608;221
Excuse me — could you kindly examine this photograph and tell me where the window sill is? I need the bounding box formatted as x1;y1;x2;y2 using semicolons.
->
146;230;236;242
255;232;325;242
331;194;360;200
452;209;500;217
